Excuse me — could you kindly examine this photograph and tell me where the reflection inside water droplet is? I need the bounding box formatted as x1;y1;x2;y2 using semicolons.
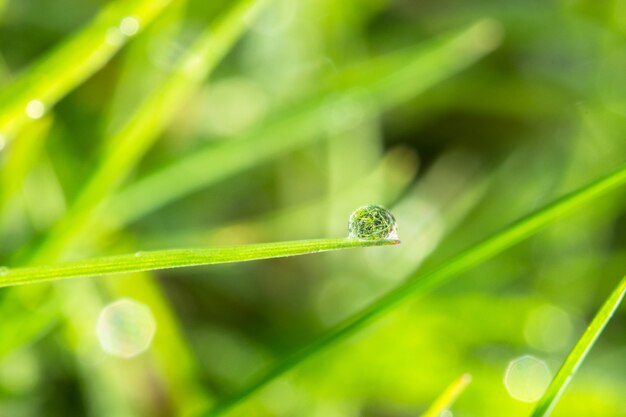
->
348;204;398;241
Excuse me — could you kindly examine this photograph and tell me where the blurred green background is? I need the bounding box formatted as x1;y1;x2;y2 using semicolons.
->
1;0;626;416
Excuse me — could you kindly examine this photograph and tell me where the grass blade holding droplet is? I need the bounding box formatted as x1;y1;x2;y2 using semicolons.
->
200;161;626;417
530;274;626;417
0;0;175;140
0;239;399;288
420;373;472;417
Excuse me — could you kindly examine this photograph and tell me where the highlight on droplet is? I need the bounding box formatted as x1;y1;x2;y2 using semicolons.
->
25;100;45;119
96;298;156;359
503;355;552;402
348;204;398;241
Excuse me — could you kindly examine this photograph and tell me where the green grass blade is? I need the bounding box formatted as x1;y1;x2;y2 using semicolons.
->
103;19;501;231
0;116;51;211
420;373;472;417
201;161;626;417
0;0;175;140
0;239;399;288
28;0;269;263
530;274;626;417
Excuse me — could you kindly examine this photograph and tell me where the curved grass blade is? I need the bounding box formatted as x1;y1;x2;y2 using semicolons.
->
0;239;399;288
530;274;626;417
0;0;175;140
103;19;502;232
421;373;472;417
28;0;269;264
201;161;626;417
0;0;270;383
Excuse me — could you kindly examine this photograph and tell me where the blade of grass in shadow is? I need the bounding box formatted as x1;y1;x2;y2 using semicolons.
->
0;0;175;141
530;274;626;417
102;19;502;233
0;239;399;288
420;373;472;417
27;0;270;264
200;161;626;417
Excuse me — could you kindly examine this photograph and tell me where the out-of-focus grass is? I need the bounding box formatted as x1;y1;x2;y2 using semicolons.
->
201;160;626;417
532;273;626;417
0;0;175;141
1;0;626;416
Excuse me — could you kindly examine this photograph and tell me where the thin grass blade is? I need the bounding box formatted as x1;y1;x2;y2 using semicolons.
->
103;19;502;231
0;238;399;288
28;0;270;263
201;161;626;417
420;373;472;417
530;274;626;417
0;0;175;140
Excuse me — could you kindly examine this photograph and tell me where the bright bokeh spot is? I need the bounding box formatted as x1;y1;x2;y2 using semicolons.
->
25;100;45;119
0;134;5;152
96;298;156;359
119;16;140;36
105;27;124;46
524;304;573;352
504;355;552;402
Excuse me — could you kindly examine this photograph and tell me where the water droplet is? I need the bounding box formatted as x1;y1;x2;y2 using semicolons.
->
96;298;156;359
0;267;9;275
348;204;398;241
119;16;139;36
25;100;45;119
504;355;551;402
134;251;143;257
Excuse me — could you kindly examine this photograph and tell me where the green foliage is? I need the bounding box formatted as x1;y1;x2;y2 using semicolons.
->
531;274;626;417
1;0;626;416
0;238;399;288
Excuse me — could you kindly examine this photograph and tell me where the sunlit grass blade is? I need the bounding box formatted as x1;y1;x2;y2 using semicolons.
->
0;0;175;140
201;161;626;417
0;116;51;211
0;239;399;288
530;274;626;417
420;373;472;417
103;19;502;232
28;0;269;264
